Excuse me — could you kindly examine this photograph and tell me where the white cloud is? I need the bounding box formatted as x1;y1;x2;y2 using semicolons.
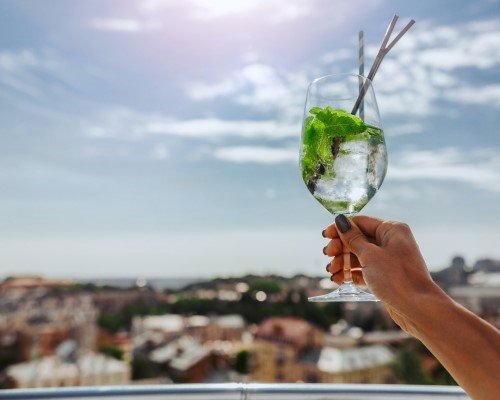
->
185;17;500;122
0;49;66;98
443;84;500;108
86;107;299;140
89;18;161;32
0;49;54;71
210;144;500;194
372;18;500;116
184;17;500;128
213;146;297;164
389;147;500;192
186;62;309;120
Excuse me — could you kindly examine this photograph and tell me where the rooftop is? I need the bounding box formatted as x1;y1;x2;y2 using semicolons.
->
149;336;210;370
255;317;317;343
301;345;393;373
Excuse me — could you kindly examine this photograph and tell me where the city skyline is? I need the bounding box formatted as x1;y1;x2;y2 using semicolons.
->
1;0;499;278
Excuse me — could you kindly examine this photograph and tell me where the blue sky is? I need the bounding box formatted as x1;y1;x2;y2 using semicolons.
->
0;0;499;278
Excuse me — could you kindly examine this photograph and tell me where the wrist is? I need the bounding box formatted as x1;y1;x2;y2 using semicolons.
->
397;283;456;339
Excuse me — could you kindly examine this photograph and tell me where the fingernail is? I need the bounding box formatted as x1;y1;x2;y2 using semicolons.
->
330;275;335;281
321;229;326;238
326;263;330;272
322;246;327;255
335;214;351;233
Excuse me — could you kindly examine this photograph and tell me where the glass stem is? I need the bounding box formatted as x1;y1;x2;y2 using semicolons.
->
343;252;353;284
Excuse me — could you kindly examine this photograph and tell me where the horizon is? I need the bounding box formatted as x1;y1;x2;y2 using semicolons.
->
0;252;492;281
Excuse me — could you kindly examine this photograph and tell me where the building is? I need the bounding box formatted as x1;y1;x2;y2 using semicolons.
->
251;317;324;382
0;276;73;291
187;315;246;343
133;314;246;346
250;317;395;384
149;336;212;383
0;289;98;361
5;341;130;388
300;345;394;383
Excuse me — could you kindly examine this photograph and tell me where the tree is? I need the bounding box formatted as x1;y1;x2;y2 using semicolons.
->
99;345;124;360
249;279;281;294
391;347;432;384
98;313;125;333
131;355;159;380
233;350;249;374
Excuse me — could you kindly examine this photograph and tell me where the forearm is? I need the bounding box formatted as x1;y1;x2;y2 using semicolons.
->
405;288;500;400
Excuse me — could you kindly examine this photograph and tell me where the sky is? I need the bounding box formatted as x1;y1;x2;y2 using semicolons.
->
0;0;499;279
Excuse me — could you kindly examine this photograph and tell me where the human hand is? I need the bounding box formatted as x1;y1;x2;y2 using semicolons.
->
323;215;446;334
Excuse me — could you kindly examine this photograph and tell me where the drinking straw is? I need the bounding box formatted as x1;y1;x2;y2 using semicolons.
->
358;30;365;121
370;15;399;80
351;16;415;116
372;19;415;77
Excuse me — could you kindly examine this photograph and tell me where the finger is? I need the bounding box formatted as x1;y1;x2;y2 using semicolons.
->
335;214;377;259
322;223;340;239
327;254;361;274
323;238;343;257
351;270;366;286
351;215;385;238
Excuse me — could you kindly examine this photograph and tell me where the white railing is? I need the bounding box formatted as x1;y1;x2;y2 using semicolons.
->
0;383;469;400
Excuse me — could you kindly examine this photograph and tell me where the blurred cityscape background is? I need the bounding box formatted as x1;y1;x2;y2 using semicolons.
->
0;256;499;388
0;0;499;390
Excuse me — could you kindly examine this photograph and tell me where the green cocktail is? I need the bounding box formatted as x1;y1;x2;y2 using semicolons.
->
300;106;387;215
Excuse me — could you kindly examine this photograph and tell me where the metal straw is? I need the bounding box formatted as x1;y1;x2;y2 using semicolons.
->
351;16;415;116
358;30;365;121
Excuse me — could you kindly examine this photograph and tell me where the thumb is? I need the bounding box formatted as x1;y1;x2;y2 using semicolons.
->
335;214;372;257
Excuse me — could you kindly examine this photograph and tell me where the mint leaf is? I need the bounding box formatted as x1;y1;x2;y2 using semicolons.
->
366;125;384;145
301;106;385;187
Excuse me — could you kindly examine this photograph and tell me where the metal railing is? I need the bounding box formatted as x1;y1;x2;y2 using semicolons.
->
0;383;469;400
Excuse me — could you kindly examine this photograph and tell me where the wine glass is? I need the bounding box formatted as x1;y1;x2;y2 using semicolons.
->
300;73;387;302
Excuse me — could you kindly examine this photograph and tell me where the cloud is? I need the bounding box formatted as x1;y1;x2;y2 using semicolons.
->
389;147;500;192
186;63;309;120
0;49;65;98
372;18;500;116
443;84;500;108
213;146;297;164
86;107;299;140
185;17;500;121
211;144;500;195
89;18;161;32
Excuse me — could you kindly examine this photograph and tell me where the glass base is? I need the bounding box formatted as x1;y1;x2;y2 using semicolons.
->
308;281;379;302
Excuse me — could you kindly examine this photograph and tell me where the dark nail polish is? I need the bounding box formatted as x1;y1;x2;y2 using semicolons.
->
323;246;327;255
330;275;335;281
322;229;326;238
326;263;330;272
335;214;351;233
